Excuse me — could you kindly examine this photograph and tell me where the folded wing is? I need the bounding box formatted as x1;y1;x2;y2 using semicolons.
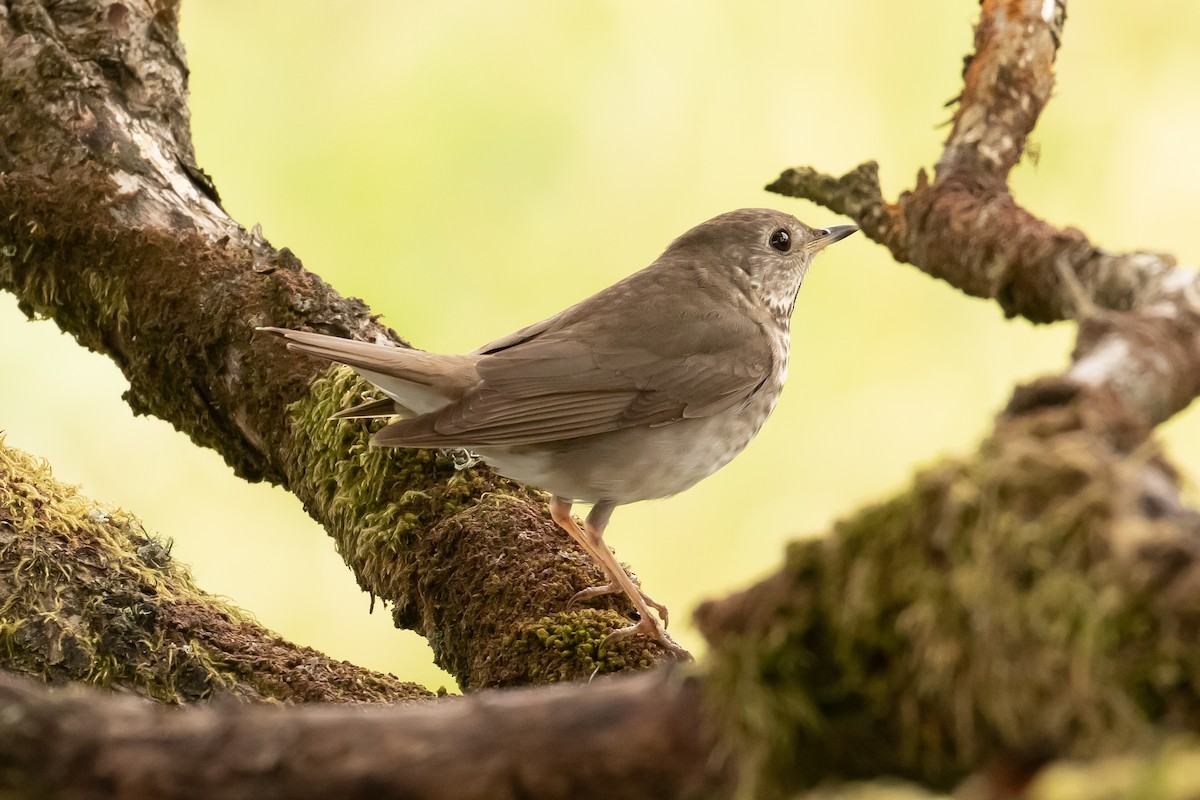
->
372;310;771;448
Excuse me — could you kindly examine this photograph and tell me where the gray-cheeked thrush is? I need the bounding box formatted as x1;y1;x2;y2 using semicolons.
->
262;208;857;656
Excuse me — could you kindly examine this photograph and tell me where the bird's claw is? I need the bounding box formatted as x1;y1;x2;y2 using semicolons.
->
599;616;689;660
569;582;670;628
568;582;619;606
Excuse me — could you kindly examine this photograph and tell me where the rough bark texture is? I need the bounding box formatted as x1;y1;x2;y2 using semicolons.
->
0;0;682;691
0;666;723;800
0;434;431;704
769;0;1200;429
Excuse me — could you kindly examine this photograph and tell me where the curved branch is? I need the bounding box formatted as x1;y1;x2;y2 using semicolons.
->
0;0;682;687
768;1;1200;429
0;434;430;703
698;378;1200;796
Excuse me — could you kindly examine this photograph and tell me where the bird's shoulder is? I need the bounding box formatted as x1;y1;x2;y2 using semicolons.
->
471;259;775;409
483;260;769;358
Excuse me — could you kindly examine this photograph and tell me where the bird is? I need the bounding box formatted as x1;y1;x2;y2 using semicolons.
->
260;208;856;656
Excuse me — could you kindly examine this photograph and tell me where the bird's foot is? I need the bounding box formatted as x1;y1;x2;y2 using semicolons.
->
599;616;689;660
570;582;670;628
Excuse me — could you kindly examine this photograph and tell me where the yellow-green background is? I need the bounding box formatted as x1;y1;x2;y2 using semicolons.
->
2;3;1198;691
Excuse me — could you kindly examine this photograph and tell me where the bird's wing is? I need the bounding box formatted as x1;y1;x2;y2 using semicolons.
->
371;296;773;448
470;310;565;356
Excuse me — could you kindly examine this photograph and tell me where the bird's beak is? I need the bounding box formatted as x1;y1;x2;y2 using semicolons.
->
805;223;858;254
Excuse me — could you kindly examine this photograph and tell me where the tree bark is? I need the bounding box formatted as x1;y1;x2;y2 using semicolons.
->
0;0;683;691
0;434;431;703
0;667;723;800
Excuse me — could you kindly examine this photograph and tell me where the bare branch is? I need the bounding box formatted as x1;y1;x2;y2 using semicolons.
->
0;667;721;800
768;0;1200;429
938;0;1063;180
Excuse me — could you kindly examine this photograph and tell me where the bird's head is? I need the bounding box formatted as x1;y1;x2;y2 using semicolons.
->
664;208;857;321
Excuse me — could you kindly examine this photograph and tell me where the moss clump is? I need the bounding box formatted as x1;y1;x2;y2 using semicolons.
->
0;171;132;351
281;366;522;604
702;407;1199;797
0;434;430;703
508;609;662;683
0;435;239;701
386;483;659;687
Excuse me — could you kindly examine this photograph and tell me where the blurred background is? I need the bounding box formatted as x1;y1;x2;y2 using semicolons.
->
2;2;1198;691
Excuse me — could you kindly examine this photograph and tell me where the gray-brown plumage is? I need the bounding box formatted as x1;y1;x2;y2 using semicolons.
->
261;208;856;655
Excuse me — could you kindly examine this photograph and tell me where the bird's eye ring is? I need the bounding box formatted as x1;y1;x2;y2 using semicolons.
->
768;228;791;253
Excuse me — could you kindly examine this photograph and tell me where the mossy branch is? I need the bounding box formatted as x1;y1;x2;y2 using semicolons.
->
0;434;431;703
0;1;680;688
698;380;1200;797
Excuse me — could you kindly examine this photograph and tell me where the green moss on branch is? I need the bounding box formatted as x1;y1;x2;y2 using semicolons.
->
281;366;664;686
0;435;431;704
700;391;1200;797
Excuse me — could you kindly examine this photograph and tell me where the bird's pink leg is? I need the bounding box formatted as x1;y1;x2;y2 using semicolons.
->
549;498;668;623
549;497;685;657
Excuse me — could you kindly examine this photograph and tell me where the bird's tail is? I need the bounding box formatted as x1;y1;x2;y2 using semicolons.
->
329;397;400;420
257;327;478;417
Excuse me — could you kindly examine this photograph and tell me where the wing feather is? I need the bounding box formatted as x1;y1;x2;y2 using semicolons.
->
369;266;776;448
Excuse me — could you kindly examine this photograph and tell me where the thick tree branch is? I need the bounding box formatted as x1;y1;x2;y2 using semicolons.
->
0;434;430;703
0;0;681;689
0;666;721;800
697;379;1200;797
5;380;1200;799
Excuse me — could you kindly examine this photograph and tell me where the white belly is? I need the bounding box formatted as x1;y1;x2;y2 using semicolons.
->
477;383;781;504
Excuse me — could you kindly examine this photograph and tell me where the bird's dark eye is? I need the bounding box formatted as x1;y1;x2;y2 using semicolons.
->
768;228;791;253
